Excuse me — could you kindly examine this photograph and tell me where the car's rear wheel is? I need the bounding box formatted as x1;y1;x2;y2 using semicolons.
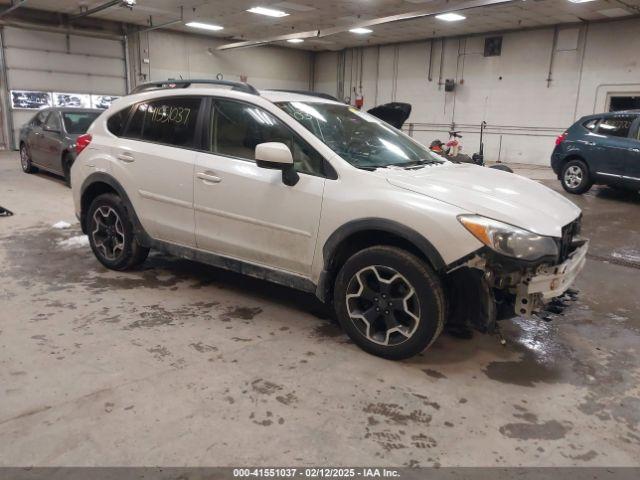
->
87;193;149;271
561;159;592;194
333;246;445;360
20;143;37;173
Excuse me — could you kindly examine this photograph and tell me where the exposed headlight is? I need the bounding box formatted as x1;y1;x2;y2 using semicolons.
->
458;214;558;261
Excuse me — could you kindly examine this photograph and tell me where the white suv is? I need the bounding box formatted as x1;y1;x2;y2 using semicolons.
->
71;79;588;360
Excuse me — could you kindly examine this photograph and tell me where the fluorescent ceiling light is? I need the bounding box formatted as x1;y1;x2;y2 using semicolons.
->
185;21;224;31
567;0;597;3
435;12;466;21
247;6;289;17
349;27;373;34
287;38;304;43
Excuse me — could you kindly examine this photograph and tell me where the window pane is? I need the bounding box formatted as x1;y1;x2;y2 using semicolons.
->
125;103;145;139
125;97;201;147
212;99;325;176
583;119;598;131
107;108;130;136
62;112;100;134
45;112;60;130
597;116;634;138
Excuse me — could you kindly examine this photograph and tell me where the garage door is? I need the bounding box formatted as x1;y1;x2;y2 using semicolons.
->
1;26;127;149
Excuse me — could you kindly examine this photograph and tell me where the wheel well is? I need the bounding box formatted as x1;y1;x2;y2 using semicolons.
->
320;229;434;301
560;154;588;172
80;182;118;232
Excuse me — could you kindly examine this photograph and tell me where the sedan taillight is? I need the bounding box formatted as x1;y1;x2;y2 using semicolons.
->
76;134;92;155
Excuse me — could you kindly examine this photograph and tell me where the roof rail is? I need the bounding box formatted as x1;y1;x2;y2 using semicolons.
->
130;79;260;96
266;89;340;102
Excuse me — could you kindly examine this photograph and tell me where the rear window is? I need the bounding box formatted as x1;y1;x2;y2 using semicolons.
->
62;112;100;134
124;97;202;148
596;116;634;138
582;118;599;131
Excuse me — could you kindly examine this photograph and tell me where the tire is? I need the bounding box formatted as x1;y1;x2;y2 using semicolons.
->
62;153;73;188
489;164;513;173
86;193;149;271
561;159;592;194
19;143;37;173
333;246;445;360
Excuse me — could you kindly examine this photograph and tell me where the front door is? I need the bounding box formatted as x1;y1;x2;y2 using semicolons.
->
109;96;203;247
194;98;327;276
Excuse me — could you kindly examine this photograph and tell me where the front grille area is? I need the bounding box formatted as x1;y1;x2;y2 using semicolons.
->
559;215;582;262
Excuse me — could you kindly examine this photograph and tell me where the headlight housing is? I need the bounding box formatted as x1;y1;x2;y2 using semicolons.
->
458;214;558;261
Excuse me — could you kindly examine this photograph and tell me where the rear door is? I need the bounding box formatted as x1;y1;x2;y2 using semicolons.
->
40;111;64;173
592;114;637;184
27;110;48;164
109;96;203;247
193;97;327;275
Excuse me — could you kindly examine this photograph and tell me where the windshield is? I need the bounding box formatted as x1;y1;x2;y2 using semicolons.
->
277;101;445;169
62;112;100;134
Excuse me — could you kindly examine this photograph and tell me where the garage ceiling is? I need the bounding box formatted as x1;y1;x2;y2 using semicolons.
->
1;0;640;50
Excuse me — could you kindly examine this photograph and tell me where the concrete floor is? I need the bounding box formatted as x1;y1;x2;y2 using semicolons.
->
1;151;639;467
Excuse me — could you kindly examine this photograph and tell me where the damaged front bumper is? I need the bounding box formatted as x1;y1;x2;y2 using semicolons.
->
445;239;589;332
514;240;588;316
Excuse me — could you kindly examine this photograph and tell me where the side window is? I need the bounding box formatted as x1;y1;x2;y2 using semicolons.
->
124;97;202;147
211;98;325;176
44;112;61;131
107;107;130;136
582;118;599;131
596;116;634;138
33;111;48;127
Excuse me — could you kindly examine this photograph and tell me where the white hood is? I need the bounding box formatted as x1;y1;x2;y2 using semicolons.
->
384;163;581;237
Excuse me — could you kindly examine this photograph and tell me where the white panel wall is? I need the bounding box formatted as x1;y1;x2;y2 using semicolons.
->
134;29;313;90
313;17;640;165
1;26;126;149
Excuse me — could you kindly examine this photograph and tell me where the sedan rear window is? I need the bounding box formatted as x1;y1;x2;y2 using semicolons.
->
62;112;100;134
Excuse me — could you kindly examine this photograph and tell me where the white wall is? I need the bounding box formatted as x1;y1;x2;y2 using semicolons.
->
130;29;313;90
314;17;640;165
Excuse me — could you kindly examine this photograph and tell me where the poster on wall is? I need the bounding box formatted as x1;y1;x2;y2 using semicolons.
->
91;95;119;109
53;92;91;108
10;90;52;110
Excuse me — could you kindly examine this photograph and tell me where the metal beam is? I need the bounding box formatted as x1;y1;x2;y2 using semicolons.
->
217;0;517;50
70;0;120;19
0;0;28;18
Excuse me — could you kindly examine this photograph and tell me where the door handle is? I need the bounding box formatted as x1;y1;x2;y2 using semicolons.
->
117;152;135;163
197;172;222;184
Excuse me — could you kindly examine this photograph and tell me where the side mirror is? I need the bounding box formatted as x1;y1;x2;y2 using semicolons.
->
255;142;299;186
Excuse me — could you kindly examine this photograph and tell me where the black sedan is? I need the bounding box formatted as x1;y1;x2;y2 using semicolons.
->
19;108;101;186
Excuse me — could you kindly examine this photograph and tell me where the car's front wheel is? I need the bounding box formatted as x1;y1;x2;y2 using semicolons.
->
333;246;445;360
20;143;37;173
87;193;149;271
561;159;592;194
